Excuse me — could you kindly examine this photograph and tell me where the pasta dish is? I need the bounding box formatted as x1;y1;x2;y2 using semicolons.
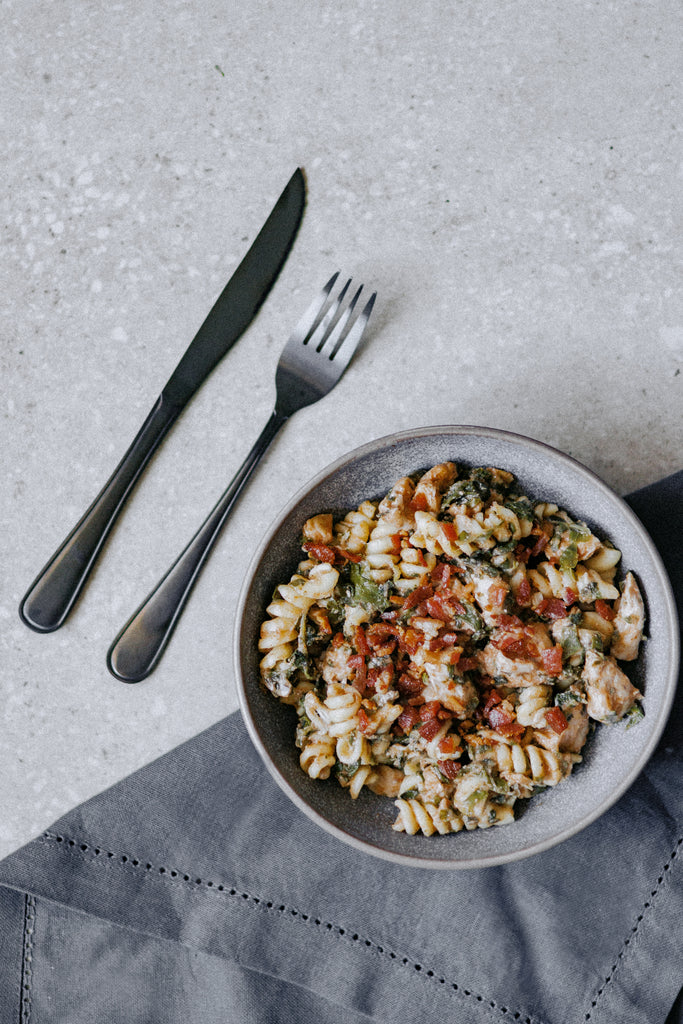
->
258;463;645;835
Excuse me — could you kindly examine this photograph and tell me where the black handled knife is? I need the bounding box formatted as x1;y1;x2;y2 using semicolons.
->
19;168;306;632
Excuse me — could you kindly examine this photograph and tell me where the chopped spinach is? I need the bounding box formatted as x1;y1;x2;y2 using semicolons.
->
453;600;487;641
556;689;581;710
348;562;392;611
504;497;535;522
444;477;490;508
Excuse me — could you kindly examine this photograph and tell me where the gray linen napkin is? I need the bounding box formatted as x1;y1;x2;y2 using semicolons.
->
1;472;681;1024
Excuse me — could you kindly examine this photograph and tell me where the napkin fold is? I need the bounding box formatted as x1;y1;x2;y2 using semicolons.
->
2;471;681;1024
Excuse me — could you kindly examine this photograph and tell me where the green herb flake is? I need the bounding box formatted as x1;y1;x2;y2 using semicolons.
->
559;542;579;569
625;704;645;729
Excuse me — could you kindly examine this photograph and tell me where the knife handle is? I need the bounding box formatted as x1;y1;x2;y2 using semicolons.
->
106;409;288;683
19;394;180;633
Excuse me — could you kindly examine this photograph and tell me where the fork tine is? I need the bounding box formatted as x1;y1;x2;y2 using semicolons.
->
318;283;363;358
306;277;352;350
327;290;376;368
289;272;340;346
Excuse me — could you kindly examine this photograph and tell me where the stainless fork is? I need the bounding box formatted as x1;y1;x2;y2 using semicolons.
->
107;273;376;682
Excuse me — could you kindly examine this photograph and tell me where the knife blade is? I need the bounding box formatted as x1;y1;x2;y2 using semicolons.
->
19;168;306;633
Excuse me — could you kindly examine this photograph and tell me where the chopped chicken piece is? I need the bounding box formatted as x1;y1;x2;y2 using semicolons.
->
365;766;404;798
302;513;334;544
470;571;509;626
418;662;479;717
582;649;641;723
318;641;354;686
412;462;458;513
535;702;590;754
610;572;645;661
479;644;542;688
576;534;603;561
378;477;416;531
479;622;553;687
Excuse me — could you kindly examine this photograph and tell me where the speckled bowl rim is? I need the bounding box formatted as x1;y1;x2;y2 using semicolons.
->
234;425;679;869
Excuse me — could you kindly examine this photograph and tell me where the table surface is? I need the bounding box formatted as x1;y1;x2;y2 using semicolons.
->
1;0;681;861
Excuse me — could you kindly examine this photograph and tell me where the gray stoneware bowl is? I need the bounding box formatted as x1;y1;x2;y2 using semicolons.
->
234;425;679;869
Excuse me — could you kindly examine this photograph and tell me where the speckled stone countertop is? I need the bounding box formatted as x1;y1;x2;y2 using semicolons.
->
1;0;681;859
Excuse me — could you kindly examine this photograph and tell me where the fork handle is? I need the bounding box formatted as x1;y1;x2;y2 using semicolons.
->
19;394;181;633
106;408;288;682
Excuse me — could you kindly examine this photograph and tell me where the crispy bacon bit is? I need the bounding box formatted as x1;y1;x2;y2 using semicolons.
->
437;734;457;755
366;622;398;656
437;758;461;780
458;656;478;672
396;706;421;733
366;622;399;641
537;597;568;620
430;562;452;586
483;688;503;714
488;706;525;738
490;584;508;608
348;653;367;692
337;547;362;563
418;718;443;741
365;667;379;691
494;632;526;656
396;672;423;697
595;599;616;621
354;626;371;657
380;609;401;622
517;577;531;605
420;700;442;721
379;663;395;688
426;629;461;652
528;522;553;558
366;664;394;693
403;585;434;612
302;541;361;565
331;631;345;648
545;706;569;735
496;613;524;629
440;521;458;544
390;533;403;555
541;645;563;677
440;631;460;645
302;541;337;564
564;587;577;606
515;542;531;565
424;593;454;621
397;627;423;656
358;708;371;733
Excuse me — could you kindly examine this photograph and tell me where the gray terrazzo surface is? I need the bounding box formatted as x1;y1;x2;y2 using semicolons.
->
1;0;681;858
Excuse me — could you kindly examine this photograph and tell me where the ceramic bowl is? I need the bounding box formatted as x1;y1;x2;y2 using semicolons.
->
234;426;678;869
